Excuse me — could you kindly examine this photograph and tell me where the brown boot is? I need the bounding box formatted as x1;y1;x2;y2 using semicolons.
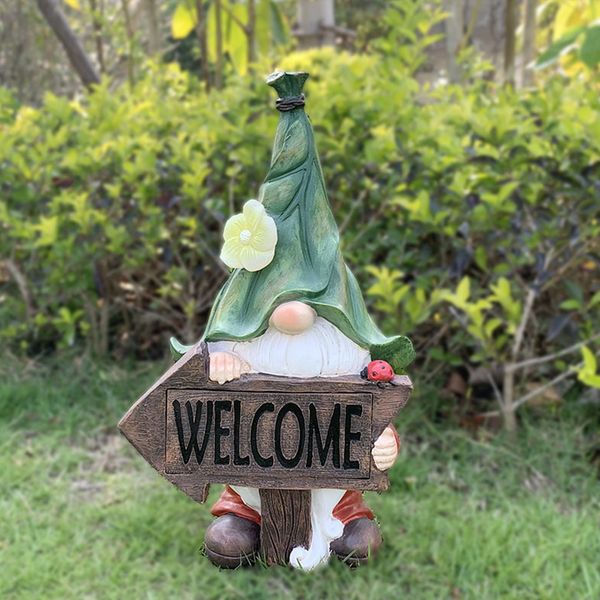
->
330;517;382;567
204;514;260;568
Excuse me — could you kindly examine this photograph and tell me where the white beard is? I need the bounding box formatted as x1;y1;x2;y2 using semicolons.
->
207;318;370;570
207;316;370;378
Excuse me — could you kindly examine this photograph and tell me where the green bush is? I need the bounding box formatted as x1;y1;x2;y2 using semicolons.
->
1;47;599;416
275;50;600;408
0;63;276;356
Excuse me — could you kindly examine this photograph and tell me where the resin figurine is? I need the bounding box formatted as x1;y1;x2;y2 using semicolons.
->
119;71;414;571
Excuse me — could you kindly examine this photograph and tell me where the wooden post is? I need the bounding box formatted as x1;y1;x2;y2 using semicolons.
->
260;489;311;565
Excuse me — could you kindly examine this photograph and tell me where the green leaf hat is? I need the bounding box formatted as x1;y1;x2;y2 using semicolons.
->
173;71;415;372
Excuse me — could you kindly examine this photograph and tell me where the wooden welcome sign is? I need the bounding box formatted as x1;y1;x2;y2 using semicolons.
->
119;342;412;504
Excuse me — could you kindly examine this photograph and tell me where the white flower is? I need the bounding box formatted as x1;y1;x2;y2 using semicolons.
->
220;199;278;272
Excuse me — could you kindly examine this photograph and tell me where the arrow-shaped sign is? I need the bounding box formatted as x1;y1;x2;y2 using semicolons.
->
118;342;412;504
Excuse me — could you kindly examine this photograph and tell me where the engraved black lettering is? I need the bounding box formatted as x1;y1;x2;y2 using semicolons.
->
233;400;250;466
251;402;274;467
275;403;305;468
214;400;232;465
173;400;213;465
307;403;340;467
343;404;362;469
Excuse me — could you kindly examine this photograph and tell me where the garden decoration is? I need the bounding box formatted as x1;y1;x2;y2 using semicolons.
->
119;71;414;571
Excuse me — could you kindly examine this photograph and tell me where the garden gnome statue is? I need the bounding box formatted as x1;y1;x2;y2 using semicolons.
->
170;71;415;569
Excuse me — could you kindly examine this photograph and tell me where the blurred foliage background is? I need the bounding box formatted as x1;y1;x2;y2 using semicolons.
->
0;0;599;434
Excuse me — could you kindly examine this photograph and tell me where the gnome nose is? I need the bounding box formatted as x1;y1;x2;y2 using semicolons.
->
270;301;316;335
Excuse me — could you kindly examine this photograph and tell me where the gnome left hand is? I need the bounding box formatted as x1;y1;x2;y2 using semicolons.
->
371;426;400;471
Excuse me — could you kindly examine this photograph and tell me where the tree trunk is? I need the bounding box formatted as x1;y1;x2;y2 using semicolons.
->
120;0;135;87
195;0;209;86
35;0;100;88
444;0;464;83
503;0;518;85
521;0;536;86
143;0;161;56
87;0;106;73
295;0;335;49
247;0;256;65
214;0;223;89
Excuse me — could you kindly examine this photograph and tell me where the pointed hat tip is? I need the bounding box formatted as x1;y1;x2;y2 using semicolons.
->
266;71;309;98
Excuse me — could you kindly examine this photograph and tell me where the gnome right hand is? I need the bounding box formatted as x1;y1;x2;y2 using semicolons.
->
209;352;250;384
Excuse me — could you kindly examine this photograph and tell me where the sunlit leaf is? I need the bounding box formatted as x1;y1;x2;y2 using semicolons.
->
172;1;197;39
256;0;272;55
564;279;584;303
484;318;502;338
64;0;80;9
578;346;600;388
207;0;248;72
581;345;597;373
34;216;58;247
269;0;289;46
580;25;600;66
224;3;248;73
535;26;585;68
554;0;590;39
559;299;582;310
457;277;470;303
589;290;600;309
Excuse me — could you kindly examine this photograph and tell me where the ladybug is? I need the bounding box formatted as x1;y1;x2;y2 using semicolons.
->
360;360;395;383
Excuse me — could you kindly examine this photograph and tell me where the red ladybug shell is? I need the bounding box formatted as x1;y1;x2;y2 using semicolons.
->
361;360;395;382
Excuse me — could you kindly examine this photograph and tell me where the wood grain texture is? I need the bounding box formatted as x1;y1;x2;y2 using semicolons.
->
118;341;412;503
259;489;311;566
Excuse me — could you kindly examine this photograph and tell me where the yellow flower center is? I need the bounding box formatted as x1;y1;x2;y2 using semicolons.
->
239;229;252;245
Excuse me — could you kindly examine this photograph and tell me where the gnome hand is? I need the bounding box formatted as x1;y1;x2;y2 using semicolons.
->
371;426;400;471
209;352;250;385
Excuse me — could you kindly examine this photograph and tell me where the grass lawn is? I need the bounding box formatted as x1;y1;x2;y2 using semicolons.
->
1;355;599;599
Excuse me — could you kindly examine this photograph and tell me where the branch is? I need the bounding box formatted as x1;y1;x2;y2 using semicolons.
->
459;0;482;52
513;365;580;410
338;190;367;235
540;241;591;293
3;259;35;322
220;2;248;34
192;235;229;276
512;286;535;359
486;370;505;408
35;0;100;88
509;332;600;372
511;249;554;361
319;24;356;39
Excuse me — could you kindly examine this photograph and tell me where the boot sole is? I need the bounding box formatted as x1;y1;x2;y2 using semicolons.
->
333;551;375;568
204;546;258;569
